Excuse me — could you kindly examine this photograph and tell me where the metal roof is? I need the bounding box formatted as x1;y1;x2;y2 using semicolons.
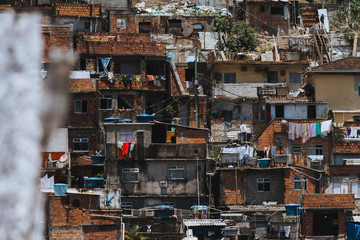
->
228;205;286;212
183;219;227;227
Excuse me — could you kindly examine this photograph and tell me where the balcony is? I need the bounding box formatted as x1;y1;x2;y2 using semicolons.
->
98;74;166;91
214;83;287;99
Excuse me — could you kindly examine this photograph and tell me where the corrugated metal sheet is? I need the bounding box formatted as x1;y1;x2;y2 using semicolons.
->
183;219;227;227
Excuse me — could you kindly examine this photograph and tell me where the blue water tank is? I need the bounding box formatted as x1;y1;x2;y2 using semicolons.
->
54;183;68;196
91;156;105;164
258;158;271;168
285;203;300;216
119;119;133;123
104;117;119;122
84;177;103;188
136;114;154;123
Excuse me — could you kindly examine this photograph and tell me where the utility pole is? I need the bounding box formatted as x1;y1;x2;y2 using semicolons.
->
348;0;352;27
194;47;199;128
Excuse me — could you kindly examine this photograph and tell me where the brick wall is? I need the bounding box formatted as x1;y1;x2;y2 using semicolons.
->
333;141;360;153
302;194;354;209
76;33;166;56
49;194;121;239
42;26;72;62
175;126;207;144
188;97;207;129
68;93;98;128
222;170;245;205
53;3;100;17
329;166;360;175
69;79;97;93
110;13;136;33
68;129;98;156
284;168;317;204
338;210;347;235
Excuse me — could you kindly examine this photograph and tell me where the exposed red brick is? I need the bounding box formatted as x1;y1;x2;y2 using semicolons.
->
302;194;354;209
53;3;100;17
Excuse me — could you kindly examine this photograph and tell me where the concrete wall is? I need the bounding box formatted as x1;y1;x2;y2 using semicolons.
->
214;63;307;91
270;104;328;119
245;169;284;205
147;144;206;159
308;74;360;122
119;159;206;196
43;128;68;152
88;0;128;10
53;17;102;32
323;175;360;196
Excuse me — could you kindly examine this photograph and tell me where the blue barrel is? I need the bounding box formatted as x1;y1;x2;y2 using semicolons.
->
54;183;68;196
136;114;154;123
285;203;299;216
104;117;119;123
84;177;103;188
120;119;133;123
258;158;271;168
91;155;105;164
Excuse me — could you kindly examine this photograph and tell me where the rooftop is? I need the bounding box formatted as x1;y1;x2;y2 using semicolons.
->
309;57;360;73
183;219;227;227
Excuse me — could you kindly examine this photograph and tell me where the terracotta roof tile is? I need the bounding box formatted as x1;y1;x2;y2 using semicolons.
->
310;57;360;72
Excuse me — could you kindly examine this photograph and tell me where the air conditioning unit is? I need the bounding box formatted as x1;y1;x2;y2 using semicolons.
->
160;181;168;188
145;210;155;217
130;168;139;173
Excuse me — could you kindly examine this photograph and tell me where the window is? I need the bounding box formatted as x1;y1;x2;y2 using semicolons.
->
113;59;140;74
352;182;360;198
260;5;265;13
139;22;151;33
224;73;236;83
292;145;301;154
333;182;348;194
307;145;323;156
117;18;126;29
121;202;133;215
73;138;89;152
307;105;316;119
100;95;112;110
167;20;182;35
293;176;307;190
120;131;133;142
74;100;88;114
271;7;284;15
84;22;90;31
257;178;271;192
275;105;284;118
118;95;134;109
267;71;278;83
289;72;301;85
192;23;203;31
97;58;111;72
168;166;185;180
122;168;139;183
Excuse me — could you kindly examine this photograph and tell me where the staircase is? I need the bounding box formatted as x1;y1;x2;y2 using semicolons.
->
313;23;331;64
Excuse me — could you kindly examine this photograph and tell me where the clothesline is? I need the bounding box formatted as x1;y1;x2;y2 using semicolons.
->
288;120;332;143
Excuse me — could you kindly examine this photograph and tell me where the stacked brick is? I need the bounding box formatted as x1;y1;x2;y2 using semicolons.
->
76;33;166;56
53;3;100;17
42;26;72;62
222;171;245;205
69;79;97;93
302;193;354;209
175;126;207;144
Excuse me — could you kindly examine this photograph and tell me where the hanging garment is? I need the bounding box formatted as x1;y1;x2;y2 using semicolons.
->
271;146;277;156
321;120;332;137
288;122;295;140
301;123;311;143
350;127;358;138
310;123;317;137
296;123;302;139
123;142;130;155
147;75;154;81
154;76;162;87
284;226;291;237
316;122;321;136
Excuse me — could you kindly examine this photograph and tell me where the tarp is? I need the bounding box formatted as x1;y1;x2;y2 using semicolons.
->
347;222;360;240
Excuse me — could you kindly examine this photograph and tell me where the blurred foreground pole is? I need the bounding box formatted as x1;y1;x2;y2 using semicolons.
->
0;12;72;239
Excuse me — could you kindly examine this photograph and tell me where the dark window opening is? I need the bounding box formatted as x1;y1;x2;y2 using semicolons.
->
292;145;301;154
146;60;164;75
73;138;89;152
74;100;88;114
271;7;284;15
223;111;233;123
97;58;111;72
275;105;284;118
307;105;316;119
192;23;203;32
260;5;265;13
118;95;134;110
185;68;195;82
257;178;270;192
294;176;307;190
84;22;90;31
113;59;141;74
100;95;112;110
313;211;338;236
139;22;151;33
72;199;81;208
267;71;278;83
224;73;236;83
167;19;182;35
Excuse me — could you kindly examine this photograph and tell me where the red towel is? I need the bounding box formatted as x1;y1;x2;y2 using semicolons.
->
123;142;129;155
147;75;154;81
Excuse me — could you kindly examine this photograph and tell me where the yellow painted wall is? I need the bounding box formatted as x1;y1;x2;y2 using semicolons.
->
214;64;306;91
308;74;360;122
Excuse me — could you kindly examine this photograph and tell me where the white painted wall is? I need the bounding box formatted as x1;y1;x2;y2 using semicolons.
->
270;104;328;119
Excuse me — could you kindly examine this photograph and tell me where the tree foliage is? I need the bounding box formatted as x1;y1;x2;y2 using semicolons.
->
125;226;147;240
213;17;259;52
325;0;360;26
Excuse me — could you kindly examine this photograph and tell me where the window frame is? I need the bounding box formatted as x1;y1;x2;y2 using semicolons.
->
72;138;89;152
352;182;360;198
168;166;185;180
292;144;301;154
100;95;112;110
74;100;88;114
267;71;278;83
307;144;324;156
293;176;307;190
120;131;133;142
333;182;349;194
275;105;284;118
121;202;133;216
122;168;139;183
117;18;126;29
224;73;236;84
257;178;271;192
289;72;301;85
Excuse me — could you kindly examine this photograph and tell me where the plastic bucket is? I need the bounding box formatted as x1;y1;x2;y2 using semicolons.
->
54;183;68;196
258;158;271;168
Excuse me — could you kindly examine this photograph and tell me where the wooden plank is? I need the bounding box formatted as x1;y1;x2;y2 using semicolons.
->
171;62;186;95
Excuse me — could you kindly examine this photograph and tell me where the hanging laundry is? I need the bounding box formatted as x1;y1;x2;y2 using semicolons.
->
316;122;321;136
271;146;277;156
310;123;317;137
147;75;154;81
284;226;291;237
288;122;295;140
295;123;302;139
123;142;130;155
321;120;332;137
154;75;162;87
301;123;310;143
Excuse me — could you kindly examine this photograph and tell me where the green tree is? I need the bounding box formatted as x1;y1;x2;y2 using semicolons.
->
125;226;147;240
213;17;259;52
